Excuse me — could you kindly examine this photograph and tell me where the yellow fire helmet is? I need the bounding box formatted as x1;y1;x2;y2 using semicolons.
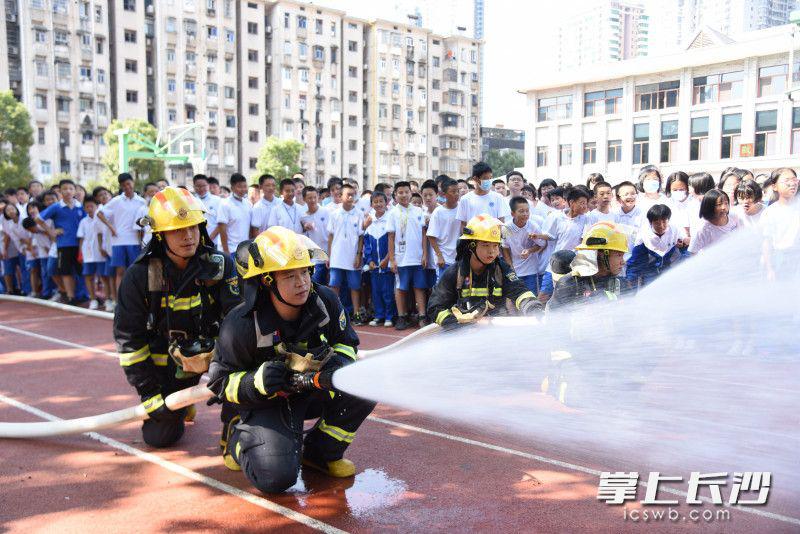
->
460;214;505;244
576;222;629;254
236;226;328;279
148;186;207;233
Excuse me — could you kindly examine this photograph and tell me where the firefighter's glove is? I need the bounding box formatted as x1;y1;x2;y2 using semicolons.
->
276;342;333;373
142;393;179;423
518;297;544;316
255;361;291;398
451;301;494;324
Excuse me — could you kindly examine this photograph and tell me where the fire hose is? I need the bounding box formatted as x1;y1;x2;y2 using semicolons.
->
0;294;535;439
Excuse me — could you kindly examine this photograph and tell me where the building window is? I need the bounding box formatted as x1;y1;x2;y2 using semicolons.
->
348;90;358;103
792;108;800;155
249;158;257;169
348;66;357;78
755;110;777;157
79;66;92;80
558;144;572;166
758;65;789;97
584;88;622;117
54;30;69;46
247;22;257;34
207;83;218;96
536;146;548;167
247;49;257;62
721;113;742;159
35;59;48;77
185;80;196;93
248;77;258;89
166;49;176;62
35;29;47;43
124;29;136;43
124;59;137;73
249;130;258;142
300;68;309;83
40;160;52;176
635;81;679;111
692;71;743;104
123;0;135;11
689;117;709;161
37;128;46;144
348;40;358;52
582;142;596;164
126;90;138;103
298;15;307;29
166;18;176;33
348;115;357;127
537;95;572;121
168;109;177;123
433;56;440;67
348;139;357;151
97;101;107;116
96;37;104;54
207;25;218;39
167;78;176;92
633;123;649;164
315;18;323;35
248;103;258;115
225;115;236;127
607;139;622;163
224;86;235;98
660;120;678;163
35;93;47;109
314;46;325;61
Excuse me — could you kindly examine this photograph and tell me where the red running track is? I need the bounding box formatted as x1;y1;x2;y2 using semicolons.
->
0;301;798;533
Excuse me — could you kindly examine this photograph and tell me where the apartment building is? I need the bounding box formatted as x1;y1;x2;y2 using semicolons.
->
522;25;800;184
2;0;482;187
2;0;113;182
264;1;365;185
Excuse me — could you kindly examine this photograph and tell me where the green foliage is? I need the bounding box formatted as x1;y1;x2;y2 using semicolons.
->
100;118;165;189
255;137;303;183
483;149;524;178
0;90;33;189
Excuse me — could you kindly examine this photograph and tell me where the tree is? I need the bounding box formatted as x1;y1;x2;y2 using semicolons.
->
255;136;303;183
100;118;165;190
0;90;33;189
483;149;524;178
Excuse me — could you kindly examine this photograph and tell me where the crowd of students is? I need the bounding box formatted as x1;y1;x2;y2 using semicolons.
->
1;162;798;324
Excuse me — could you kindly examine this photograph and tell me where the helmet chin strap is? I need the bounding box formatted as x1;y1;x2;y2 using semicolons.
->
470;241;493;266
263;274;305;309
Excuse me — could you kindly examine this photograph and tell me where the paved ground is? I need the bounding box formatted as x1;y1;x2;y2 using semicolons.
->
0;301;797;533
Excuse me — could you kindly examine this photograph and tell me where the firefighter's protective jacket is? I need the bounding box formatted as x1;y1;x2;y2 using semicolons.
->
113;244;241;401
546;274;626;312
207;282;359;411
427;257;539;328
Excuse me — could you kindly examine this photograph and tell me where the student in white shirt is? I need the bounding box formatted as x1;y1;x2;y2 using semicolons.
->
732;179;765;228
193;174;222;247
249;174;280;237
2;203;24;294
299;186;331;284
502;197;546;294
687;172;717;237
387;181;428;330
506;171;525;199
426;177;462;281
292;174;307;211
362;191;396;326
688;189;741;255
420;180;440;289
95;173;147;290
613;181;643;257
22;202;51;298
636;165;669;215
534;187;592;299
216;173;252;257
664;171;692;237
267;178;306;234
759;168;799;281
327;183;366;324
77;196;105;309
92;186;117;311
587;181;616;224
455;162;512;229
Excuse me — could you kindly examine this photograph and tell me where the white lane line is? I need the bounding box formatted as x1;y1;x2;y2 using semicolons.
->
367;416;800;527
0;393;345;534
0;323;117;357
353;328;404;339
4;319;799;527
0;315;84;325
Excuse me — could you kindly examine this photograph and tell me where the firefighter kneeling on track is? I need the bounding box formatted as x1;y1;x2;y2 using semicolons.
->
207;226;375;493
427;214;543;328
113;187;241;448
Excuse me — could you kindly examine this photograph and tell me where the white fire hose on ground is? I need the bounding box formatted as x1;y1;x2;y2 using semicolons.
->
0;295;446;439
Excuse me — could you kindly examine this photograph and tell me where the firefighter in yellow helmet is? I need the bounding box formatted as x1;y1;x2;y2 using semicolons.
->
427;214;542;329
206;226;375;493
546;222;629;311
113;186;241;448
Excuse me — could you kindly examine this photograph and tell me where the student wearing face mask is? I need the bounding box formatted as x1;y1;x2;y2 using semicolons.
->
636;166;669;214
455;162;512;232
664;172;691;239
